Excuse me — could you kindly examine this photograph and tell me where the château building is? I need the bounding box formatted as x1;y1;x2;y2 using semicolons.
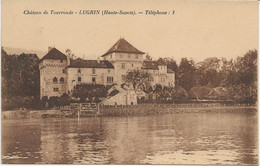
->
39;38;175;99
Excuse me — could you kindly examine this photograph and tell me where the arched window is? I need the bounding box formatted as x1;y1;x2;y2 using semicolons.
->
60;77;64;83
53;77;57;84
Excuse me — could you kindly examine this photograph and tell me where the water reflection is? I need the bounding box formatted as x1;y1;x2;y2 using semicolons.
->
2;111;258;164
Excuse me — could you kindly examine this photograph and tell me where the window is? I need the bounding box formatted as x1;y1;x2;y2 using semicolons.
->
78;68;81;73
107;77;113;83
122;75;126;81
131;64;134;67
60;77;64;83
120;54;123;58
161;78;165;82
128;54;131;58
60;59;63;63
62;69;66;73
53;88;59;92
92;77;96;84
135;54;138;59
122;63;125;69
110;54;112;58
53;77;58;84
78;77;81;82
108;69;110;73
104;57;106;60
92;68;96;74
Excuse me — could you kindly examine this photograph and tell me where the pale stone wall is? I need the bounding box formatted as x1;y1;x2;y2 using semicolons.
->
103;52;143;62
166;73;175;87
101;90;137;106
108;52;144;85
39;59;68;98
158;65;167;74
40;51;175;99
142;69;175;87
67;67;115;91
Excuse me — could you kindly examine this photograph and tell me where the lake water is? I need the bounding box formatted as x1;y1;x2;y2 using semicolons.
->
2;111;258;164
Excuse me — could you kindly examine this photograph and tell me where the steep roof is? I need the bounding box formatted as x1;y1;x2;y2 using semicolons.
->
67;59;114;69
39;48;67;62
101;38;145;57
142;60;175;73
142;61;159;70
157;58;167;66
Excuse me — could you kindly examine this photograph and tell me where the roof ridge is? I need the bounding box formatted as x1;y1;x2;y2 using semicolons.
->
39;48;67;62
101;38;145;57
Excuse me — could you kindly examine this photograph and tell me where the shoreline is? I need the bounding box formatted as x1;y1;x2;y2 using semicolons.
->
2;105;257;120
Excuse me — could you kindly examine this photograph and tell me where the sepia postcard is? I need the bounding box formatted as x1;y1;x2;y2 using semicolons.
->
1;0;259;165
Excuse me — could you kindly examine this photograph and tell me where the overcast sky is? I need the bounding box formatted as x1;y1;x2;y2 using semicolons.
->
2;0;258;63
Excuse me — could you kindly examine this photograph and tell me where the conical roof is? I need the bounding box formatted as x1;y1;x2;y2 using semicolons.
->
101;38;145;57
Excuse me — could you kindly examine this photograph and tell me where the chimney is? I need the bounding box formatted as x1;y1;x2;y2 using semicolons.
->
97;57;100;63
66;50;71;66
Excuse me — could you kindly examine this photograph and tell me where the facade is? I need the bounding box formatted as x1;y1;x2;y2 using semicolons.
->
39;38;175;99
101;85;137;106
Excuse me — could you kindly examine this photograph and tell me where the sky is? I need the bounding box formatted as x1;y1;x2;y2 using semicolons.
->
2;0;258;63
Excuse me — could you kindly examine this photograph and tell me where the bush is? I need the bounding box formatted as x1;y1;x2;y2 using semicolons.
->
48;96;60;108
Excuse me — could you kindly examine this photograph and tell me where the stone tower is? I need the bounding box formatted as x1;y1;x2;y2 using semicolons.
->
100;38;145;85
39;47;68;99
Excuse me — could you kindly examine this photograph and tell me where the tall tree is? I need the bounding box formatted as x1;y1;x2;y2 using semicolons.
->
196;57;222;87
125;69;153;90
177;58;196;91
165;58;178;73
1;48;40;110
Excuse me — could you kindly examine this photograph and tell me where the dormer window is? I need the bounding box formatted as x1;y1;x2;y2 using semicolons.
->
60;59;63;63
78;68;81;73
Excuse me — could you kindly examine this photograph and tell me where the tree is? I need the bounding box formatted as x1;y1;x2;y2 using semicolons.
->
1;48;40;110
59;93;70;106
145;53;152;61
72;84;108;103
195;57;223;87
165;58;178;73
171;85;188;102
189;85;213;100
125;69;153;90
177;58;196;91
